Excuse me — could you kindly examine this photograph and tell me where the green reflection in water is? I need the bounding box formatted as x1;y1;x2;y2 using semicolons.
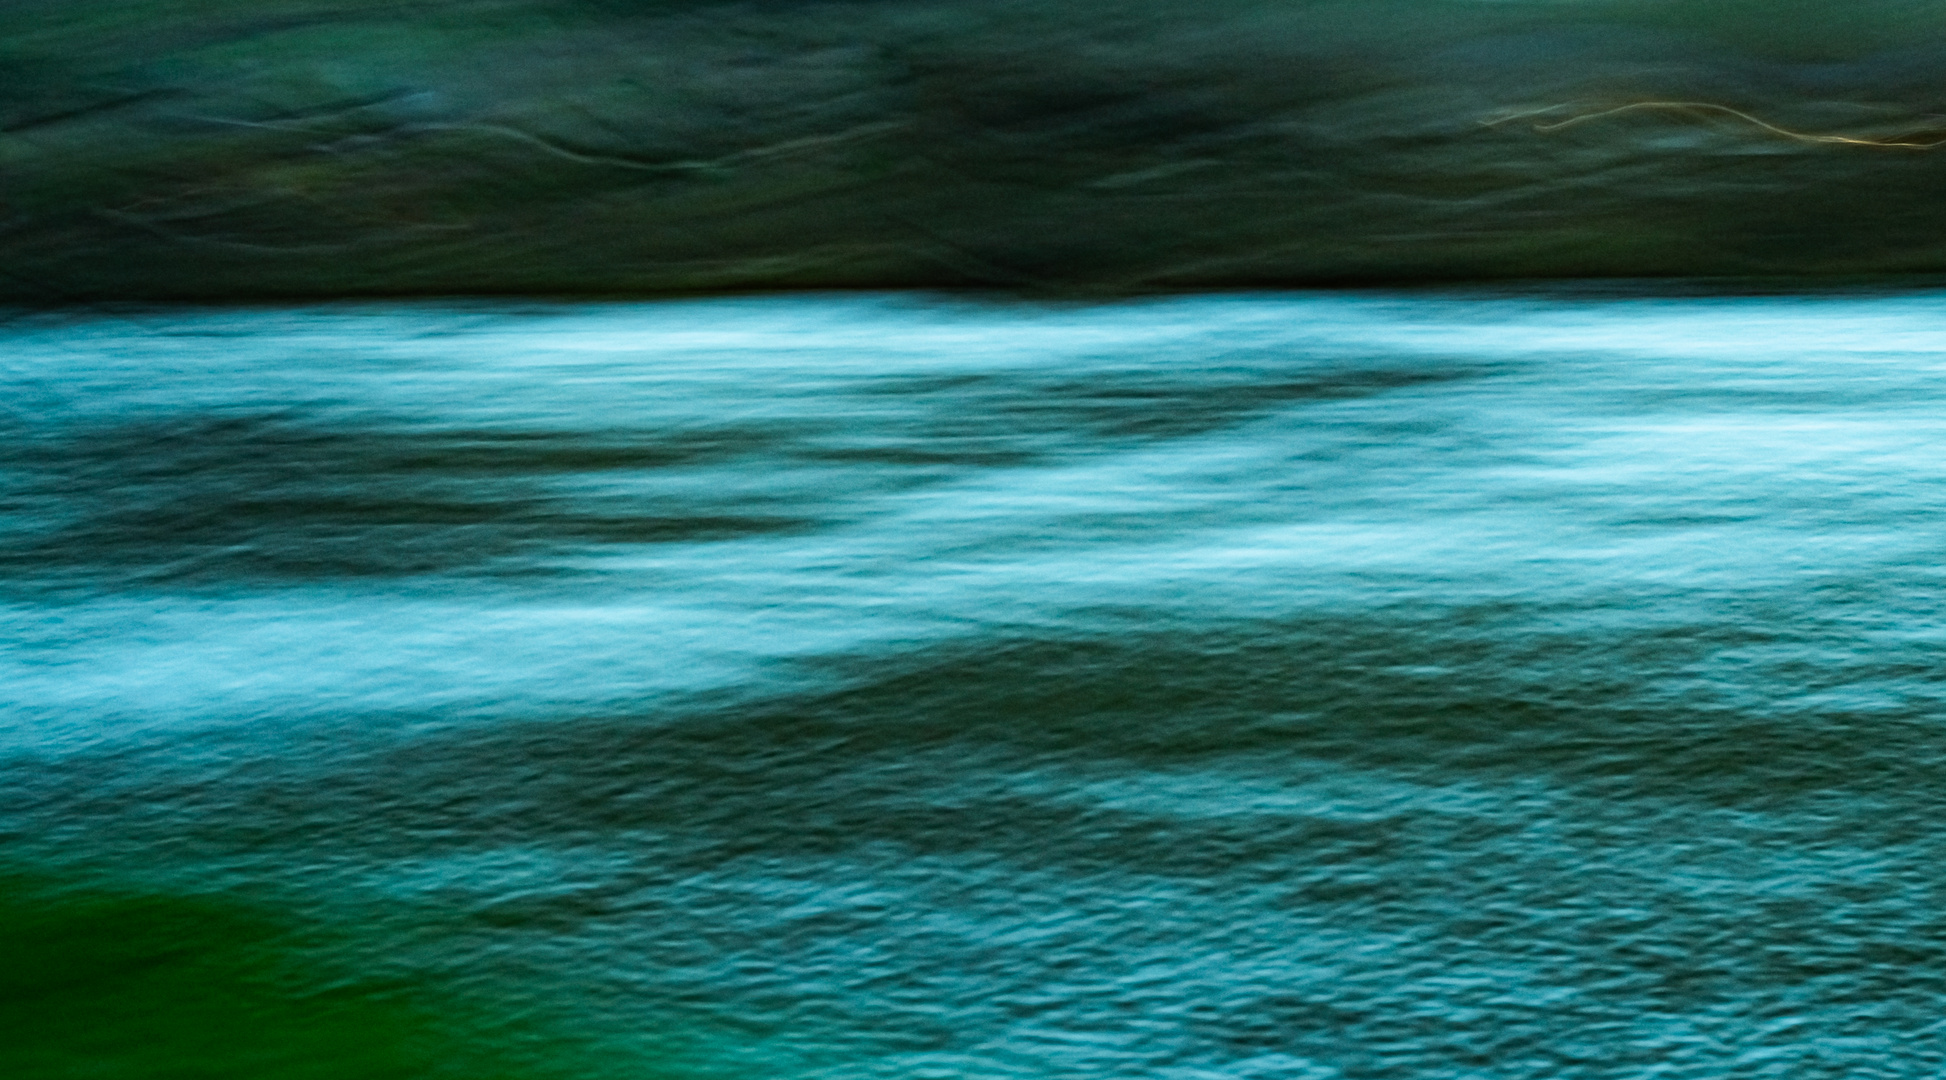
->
0;873;654;1080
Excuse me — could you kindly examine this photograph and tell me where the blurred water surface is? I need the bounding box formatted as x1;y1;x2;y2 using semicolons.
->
5;290;1946;1078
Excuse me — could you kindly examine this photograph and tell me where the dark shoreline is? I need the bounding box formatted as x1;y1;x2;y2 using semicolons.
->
10;0;1946;300
15;275;1946;315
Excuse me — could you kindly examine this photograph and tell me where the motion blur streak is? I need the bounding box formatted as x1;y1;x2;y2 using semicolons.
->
6;290;1946;1077
1490;101;1946;149
14;0;1946;295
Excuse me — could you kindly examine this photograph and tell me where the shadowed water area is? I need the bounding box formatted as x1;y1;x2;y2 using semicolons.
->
14;0;1946;294
6;291;1946;1077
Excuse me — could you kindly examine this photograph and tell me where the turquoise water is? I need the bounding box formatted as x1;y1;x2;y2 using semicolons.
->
5;290;1946;1077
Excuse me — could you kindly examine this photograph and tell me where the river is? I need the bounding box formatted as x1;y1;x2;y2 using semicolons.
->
4;289;1943;1078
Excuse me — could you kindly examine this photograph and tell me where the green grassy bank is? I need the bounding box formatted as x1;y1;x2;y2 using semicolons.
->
7;0;1946;298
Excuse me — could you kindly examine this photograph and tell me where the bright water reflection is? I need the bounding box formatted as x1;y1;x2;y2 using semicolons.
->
4;291;1946;1077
